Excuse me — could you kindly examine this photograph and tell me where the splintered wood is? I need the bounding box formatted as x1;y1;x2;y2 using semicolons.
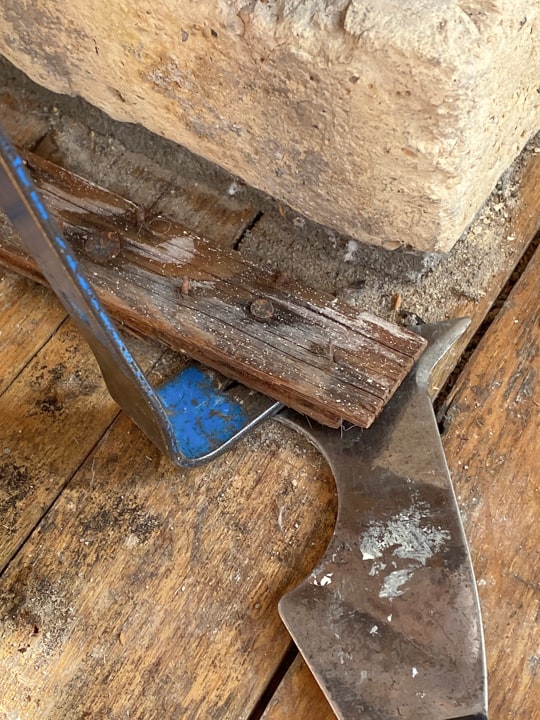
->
0;150;426;428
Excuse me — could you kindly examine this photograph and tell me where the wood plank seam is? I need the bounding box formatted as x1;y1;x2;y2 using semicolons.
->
435;230;540;422
0;314;68;401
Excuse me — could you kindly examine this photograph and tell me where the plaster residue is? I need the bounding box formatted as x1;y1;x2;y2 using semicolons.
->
360;503;450;598
312;571;334;587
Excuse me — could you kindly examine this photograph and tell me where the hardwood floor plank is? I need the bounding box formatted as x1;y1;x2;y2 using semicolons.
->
261;247;540;719
0;411;337;719
0;315;162;570
0;277;339;720
0;271;65;396
441;246;540;719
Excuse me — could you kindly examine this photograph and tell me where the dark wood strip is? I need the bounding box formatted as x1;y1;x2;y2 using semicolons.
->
0;150;426;428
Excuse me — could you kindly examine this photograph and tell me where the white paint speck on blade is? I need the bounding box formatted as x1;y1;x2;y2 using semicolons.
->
369;625;379;635
338;650;352;665
359;502;451;598
360;504;450;566
361;548;378;561
368;560;387;576
379;568;415;598
311;571;333;587
412;667;419;678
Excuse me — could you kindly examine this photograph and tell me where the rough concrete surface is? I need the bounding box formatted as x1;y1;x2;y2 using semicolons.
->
0;56;537;329
0;1;539;252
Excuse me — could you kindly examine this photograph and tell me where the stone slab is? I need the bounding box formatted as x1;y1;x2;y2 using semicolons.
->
0;1;539;252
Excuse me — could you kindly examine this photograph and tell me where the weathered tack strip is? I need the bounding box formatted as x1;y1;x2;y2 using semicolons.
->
0;150;426;428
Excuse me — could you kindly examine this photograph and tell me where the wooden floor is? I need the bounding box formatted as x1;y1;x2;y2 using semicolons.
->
0;78;539;719
1;240;539;719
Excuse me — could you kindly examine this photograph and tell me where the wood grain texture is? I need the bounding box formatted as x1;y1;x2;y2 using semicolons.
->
0;315;162;572
0;392;337;719
0;271;338;720
0;270;65;395
0;79;258;252
442;245;540;719
0;150;426;428
262;247;540;720
31;129;258;251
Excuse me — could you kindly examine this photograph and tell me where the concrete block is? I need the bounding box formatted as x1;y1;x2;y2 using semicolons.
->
0;1;539;251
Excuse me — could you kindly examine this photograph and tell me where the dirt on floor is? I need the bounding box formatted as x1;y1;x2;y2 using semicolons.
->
0;55;538;325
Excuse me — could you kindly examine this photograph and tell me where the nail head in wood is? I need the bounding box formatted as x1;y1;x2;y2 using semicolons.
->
84;230;122;261
249;297;274;321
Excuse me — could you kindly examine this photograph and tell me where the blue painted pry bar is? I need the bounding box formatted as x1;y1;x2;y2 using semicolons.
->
0;126;281;466
157;367;250;459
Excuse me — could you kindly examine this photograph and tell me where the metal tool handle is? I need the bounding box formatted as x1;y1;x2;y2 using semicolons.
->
0;127;281;466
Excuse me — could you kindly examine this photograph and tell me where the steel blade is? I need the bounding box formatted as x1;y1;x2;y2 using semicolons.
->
278;319;487;720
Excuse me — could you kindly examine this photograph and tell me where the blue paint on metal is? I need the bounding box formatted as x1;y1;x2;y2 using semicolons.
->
55;234;67;250
0;125;257;465
156;367;249;459
16;166;31;189
30;189;49;221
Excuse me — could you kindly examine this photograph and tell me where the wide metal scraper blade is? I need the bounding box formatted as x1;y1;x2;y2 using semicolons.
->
278;319;487;720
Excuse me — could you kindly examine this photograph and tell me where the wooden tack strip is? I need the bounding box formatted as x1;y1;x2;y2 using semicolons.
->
0;150;426;428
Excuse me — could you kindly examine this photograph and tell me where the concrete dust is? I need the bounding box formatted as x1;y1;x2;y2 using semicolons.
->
239;143;535;323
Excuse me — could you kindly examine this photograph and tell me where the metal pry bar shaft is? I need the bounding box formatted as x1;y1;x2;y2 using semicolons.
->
0;126;281;466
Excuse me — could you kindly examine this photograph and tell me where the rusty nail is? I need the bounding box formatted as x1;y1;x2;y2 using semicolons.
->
180;276;191;295
249;297;274;321
84;230;122;261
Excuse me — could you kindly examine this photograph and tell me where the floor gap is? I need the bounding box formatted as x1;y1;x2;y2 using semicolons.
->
435;229;540;424
247;642;298;720
232;210;264;251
